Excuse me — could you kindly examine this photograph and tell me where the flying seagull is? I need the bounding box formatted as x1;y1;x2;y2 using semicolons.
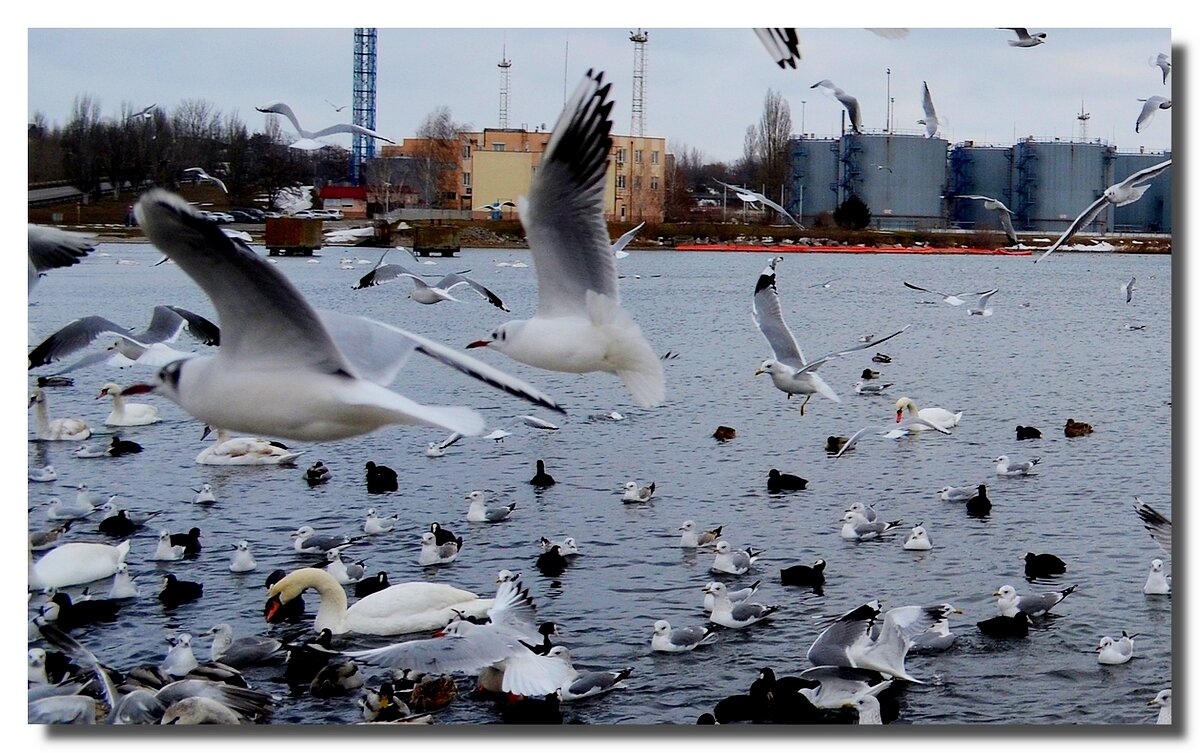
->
183;168;228;195
811;80;862;134
465;70;664;409
999;28;1046;47
355;252;509;311
122;189;561;442
1135;96;1172;133
954;195;1018;245
256;101;395;151
611;222;645;259
1035;160;1172;263
1152;53;1171;84
917;81;941;138
713;180;804;230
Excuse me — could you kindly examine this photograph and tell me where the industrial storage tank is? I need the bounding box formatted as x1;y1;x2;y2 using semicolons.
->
948;144;1015;235
1111;151;1172;233
1013;139;1112;233
788;137;840;224
838;132;949;230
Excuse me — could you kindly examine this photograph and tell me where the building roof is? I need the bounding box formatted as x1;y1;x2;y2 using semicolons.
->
320;185;368;200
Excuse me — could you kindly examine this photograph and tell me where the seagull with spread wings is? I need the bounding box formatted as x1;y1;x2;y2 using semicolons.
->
256;101;395;151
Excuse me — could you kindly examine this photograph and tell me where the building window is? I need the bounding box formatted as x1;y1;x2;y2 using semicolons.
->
616;147;626;164
463;172;471;187
616;175;626;189
634;149;643;164
634;176;642;189
493;143;505;152
651;150;659;165
650;176;659;190
461;144;471;159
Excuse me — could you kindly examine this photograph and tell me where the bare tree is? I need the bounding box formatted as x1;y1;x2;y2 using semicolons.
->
60;95;105;198
754;89;793;198
28;112;65;184
363;156;413;217
413;106;465;207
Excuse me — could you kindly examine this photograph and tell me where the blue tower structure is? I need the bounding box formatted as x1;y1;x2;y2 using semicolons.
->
351;28;378;185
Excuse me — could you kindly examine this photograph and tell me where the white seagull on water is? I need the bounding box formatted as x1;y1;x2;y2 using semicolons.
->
754;256;909;415
122;190;561;442
1035;160;1172;263
465;71;664;409
256;101;395;151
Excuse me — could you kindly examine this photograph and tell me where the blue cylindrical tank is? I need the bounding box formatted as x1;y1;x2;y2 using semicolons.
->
1111;151;1172;233
948;144;1015;234
837;132;948;230
1013;140;1111;232
788;137;840;224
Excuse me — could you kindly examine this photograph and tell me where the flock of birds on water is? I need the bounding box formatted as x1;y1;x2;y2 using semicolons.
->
27;29;1173;727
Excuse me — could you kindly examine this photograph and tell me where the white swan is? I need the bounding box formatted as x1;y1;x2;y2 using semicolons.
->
29;540;131;591
264;567;492;636
28;387;92;441
97;383;160;426
195;426;301;465
894;397;961;431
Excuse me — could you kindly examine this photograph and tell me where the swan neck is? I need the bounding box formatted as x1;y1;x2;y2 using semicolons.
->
304;570;349;632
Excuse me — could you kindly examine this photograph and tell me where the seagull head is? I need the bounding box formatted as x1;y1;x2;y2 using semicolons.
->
467;321;522;352
755;359;780;376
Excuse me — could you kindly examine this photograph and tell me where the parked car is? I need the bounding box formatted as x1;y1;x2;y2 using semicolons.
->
291;209;324;220
200;210;234;224
230;208;266;222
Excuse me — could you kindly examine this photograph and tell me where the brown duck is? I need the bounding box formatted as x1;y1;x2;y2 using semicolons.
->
1064;418;1094;437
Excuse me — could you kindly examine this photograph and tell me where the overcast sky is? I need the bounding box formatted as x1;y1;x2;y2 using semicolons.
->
26;24;1174;164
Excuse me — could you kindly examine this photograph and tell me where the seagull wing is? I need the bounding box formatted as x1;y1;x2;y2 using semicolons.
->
1133;497;1171;559
28;316;133;369
309;122;395;144
610;221;645;258
838;92;862;133
1136;99;1162;133
796;325;911;375
143;305;221;346
974;289;1000;309
920;81;938;137
29;225;94;291
996;207;1019;245
755;27;801;68
437;273;509;311
807;602;880;667
354;261;426;290
134;189;356;376
1034;195;1108;263
753;192;805;230
256;101;307;137
1117;158;1172;191
520;70;618;318
752;257;806;368
318;310;563;414
1126;277;1136;303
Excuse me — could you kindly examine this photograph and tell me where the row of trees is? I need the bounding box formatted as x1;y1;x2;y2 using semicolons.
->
29;97;350;209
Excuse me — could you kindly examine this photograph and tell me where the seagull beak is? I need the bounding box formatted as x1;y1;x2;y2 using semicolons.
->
465;339;490;349
754;368;765;376
122;383;156;396
992;591;1002;597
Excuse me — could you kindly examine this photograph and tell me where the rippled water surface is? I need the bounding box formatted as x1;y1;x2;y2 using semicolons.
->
27;243;1172;726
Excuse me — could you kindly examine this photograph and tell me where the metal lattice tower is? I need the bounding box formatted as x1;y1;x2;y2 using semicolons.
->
498;46;512;129
1077;102;1091;142
629;29;648;136
351;28;378;185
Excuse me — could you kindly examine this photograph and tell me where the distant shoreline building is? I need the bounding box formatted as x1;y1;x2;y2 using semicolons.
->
378;127;667;223
789;130;1171;235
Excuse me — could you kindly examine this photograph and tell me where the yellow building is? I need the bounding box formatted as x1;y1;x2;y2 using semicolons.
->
381;128;667;223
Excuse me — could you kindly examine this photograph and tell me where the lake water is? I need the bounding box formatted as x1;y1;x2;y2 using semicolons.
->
26;243;1172;726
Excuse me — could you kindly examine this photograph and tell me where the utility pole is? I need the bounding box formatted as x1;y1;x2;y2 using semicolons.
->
885;67;891;133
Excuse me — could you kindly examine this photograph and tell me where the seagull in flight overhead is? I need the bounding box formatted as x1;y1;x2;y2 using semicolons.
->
713;180;804;230
256;101;395;151
811;80;862;134
183;168;228;195
755;28;802;69
903;281;995;307
999;28;1047;47
1152;53;1171;84
1035;160;1172;263
465;70;664;409
917;81;941;138
1135;96;1172;133
754;256;909;415
953;195;1018;245
354;251;509;311
122;189;561;442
